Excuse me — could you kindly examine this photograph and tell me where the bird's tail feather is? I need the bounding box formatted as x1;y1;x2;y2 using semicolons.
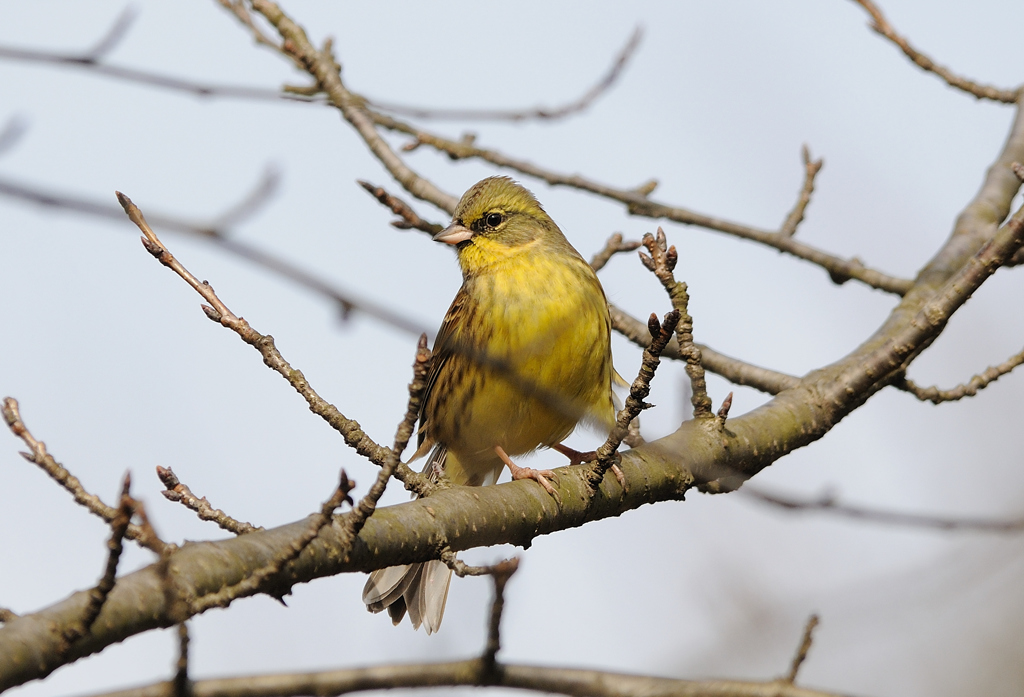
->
361;445;453;633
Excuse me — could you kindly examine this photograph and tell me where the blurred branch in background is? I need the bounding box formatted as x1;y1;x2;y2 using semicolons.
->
746;487;1024;533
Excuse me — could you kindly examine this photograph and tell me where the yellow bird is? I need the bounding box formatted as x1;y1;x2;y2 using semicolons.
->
362;176;616;633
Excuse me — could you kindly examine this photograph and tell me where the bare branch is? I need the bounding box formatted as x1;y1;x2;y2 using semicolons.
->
367;109;913;295
173;623;190;697
745;487;1024;533
357;180;443;235
343;335;432;542
589;310;680;492
60;473;135;655
851;0;1021;103
245;0;460;213
608;304;801;395
157;466;262;536
117;192;433;493
482;558;519;675
897;345;1024;403
190;470;355;613
366;27;642;122
779;146;823;238
81;5;138;62
1;397;145;541
0;174;429;337
640;229;713;418
783;614;820;684
79;660;851;697
589;232;643;272
438;549;516;578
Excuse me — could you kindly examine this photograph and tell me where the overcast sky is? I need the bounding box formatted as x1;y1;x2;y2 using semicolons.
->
2;2;1023;696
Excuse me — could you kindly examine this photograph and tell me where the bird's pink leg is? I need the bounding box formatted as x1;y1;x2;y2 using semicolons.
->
552;443;627;490
494;445;560;502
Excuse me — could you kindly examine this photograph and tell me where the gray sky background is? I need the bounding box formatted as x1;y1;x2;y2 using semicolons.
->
2;2;1023;696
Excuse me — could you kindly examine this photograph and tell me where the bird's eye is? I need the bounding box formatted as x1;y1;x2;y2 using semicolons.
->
485;212;504;228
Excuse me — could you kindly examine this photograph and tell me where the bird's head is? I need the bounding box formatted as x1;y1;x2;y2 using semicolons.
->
434;177;561;251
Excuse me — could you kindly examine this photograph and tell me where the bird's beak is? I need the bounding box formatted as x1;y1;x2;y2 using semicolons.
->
433;223;473;245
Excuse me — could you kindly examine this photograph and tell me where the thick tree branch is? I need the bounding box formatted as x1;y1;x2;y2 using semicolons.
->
4;9;1024;693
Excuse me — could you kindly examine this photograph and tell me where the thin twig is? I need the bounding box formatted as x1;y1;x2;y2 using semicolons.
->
897;346;1024;403
589;233;643;272
783;614;820;684
343;335;432;544
640;228;713;419
745;487;1024;533
157;466;262;536
438;549;516;578
367;27;642;122
588;310;680;492
173;623;191;697
190;470;355;613
482;558;520;676
850;0;1021;104
1;397;145;541
117;192;433;494
367;108;913;295
779;146;823;238
60;473;135;655
357;181;443;235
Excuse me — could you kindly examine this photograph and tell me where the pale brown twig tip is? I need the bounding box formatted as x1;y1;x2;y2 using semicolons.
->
717;392;733;421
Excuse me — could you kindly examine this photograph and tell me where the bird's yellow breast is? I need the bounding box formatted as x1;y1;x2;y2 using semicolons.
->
428;235;614;484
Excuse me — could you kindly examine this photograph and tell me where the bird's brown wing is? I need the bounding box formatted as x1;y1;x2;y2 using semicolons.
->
417;284;474;451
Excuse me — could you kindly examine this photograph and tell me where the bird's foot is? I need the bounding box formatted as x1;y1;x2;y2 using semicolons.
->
553;443;627;490
494;445;561;504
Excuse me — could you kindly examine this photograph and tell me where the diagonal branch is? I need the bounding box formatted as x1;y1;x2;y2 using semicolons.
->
850;0;1021;104
343;335;431;543
157;466;262;536
366;109;913;295
588;310;680;492
0;174;429;337
117;192;433;495
2;397;145;541
779;146;823;238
